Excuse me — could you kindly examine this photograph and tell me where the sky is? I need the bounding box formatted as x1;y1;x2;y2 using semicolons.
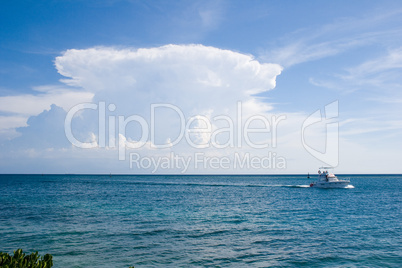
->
0;0;401;174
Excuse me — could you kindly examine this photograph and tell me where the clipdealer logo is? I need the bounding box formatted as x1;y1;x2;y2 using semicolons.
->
63;100;340;172
301;100;339;167
128;152;286;173
64;101;288;172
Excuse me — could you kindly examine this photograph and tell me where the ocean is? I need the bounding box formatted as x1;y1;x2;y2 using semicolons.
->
0;174;401;267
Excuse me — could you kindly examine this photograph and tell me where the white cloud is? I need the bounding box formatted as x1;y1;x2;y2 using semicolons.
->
55;44;282;116
338;47;402;90
0;115;27;130
309;47;402;97
266;40;343;67
262;10;402;67
0;88;93;116
339;116;402;136
197;2;223;30
0;86;93;140
0;115;27;139
50;44;308;173
346;47;402;76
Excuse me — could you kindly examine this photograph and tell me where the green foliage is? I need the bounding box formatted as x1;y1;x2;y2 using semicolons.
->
0;249;53;268
0;249;136;267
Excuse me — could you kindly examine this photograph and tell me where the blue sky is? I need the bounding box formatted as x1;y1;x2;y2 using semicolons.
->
0;0;401;174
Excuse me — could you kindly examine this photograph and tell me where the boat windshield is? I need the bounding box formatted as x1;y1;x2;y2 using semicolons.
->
318;167;334;172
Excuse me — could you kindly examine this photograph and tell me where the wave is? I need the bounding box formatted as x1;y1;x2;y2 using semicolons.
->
123;180;311;189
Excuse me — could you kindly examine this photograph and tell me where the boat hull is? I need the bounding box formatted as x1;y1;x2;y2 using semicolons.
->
310;181;350;188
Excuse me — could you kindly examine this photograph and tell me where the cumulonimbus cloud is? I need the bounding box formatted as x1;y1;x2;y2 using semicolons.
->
55;44;282;107
55;44;284;152
2;44;299;173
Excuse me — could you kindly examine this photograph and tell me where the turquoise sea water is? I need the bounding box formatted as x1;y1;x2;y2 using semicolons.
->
0;174;401;267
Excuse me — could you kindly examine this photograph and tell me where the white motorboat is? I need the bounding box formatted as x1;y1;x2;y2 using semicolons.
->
309;167;351;188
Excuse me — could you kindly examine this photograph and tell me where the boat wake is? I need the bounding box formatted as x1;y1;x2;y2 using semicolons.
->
280;185;311;188
122;181;313;188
